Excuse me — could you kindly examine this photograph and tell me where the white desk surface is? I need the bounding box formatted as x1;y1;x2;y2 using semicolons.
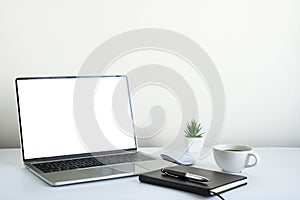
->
0;148;299;200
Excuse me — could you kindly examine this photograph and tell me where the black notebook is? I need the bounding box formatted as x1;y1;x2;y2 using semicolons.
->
139;165;247;197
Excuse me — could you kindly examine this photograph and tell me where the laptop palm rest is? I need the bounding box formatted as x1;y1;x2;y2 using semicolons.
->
37;163;148;186
80;163;148;178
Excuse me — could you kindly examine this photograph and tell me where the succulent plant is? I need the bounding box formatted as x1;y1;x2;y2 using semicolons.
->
184;119;205;138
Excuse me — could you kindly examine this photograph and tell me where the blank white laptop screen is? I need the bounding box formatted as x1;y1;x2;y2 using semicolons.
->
16;76;136;160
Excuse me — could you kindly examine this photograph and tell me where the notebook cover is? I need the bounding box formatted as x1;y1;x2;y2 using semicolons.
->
139;165;247;197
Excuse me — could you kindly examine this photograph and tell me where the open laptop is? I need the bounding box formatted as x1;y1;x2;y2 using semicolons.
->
15;75;171;186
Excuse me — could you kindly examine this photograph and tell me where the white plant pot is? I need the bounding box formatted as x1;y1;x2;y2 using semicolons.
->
186;137;204;154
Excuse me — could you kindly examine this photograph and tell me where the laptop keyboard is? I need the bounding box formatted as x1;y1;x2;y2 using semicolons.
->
33;153;154;173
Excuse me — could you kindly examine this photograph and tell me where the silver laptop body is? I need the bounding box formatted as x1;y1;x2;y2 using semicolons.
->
15;75;170;186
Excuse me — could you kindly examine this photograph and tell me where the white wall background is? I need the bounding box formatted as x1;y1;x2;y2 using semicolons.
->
0;0;300;148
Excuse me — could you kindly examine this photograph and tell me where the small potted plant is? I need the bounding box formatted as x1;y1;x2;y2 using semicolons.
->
184;119;205;154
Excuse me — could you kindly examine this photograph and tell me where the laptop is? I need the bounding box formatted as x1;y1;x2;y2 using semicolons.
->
15;75;171;186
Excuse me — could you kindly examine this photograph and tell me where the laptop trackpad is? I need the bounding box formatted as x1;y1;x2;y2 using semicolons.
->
81;163;147;178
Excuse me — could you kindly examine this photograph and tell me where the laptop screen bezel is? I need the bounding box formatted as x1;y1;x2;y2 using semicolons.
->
15;75;138;163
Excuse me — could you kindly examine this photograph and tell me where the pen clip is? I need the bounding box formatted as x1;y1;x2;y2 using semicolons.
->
161;168;181;179
162;171;179;178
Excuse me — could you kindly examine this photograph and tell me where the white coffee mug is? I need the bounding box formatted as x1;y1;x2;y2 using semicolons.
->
213;144;259;173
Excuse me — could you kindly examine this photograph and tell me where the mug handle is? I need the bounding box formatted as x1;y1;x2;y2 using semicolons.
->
245;152;259;168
